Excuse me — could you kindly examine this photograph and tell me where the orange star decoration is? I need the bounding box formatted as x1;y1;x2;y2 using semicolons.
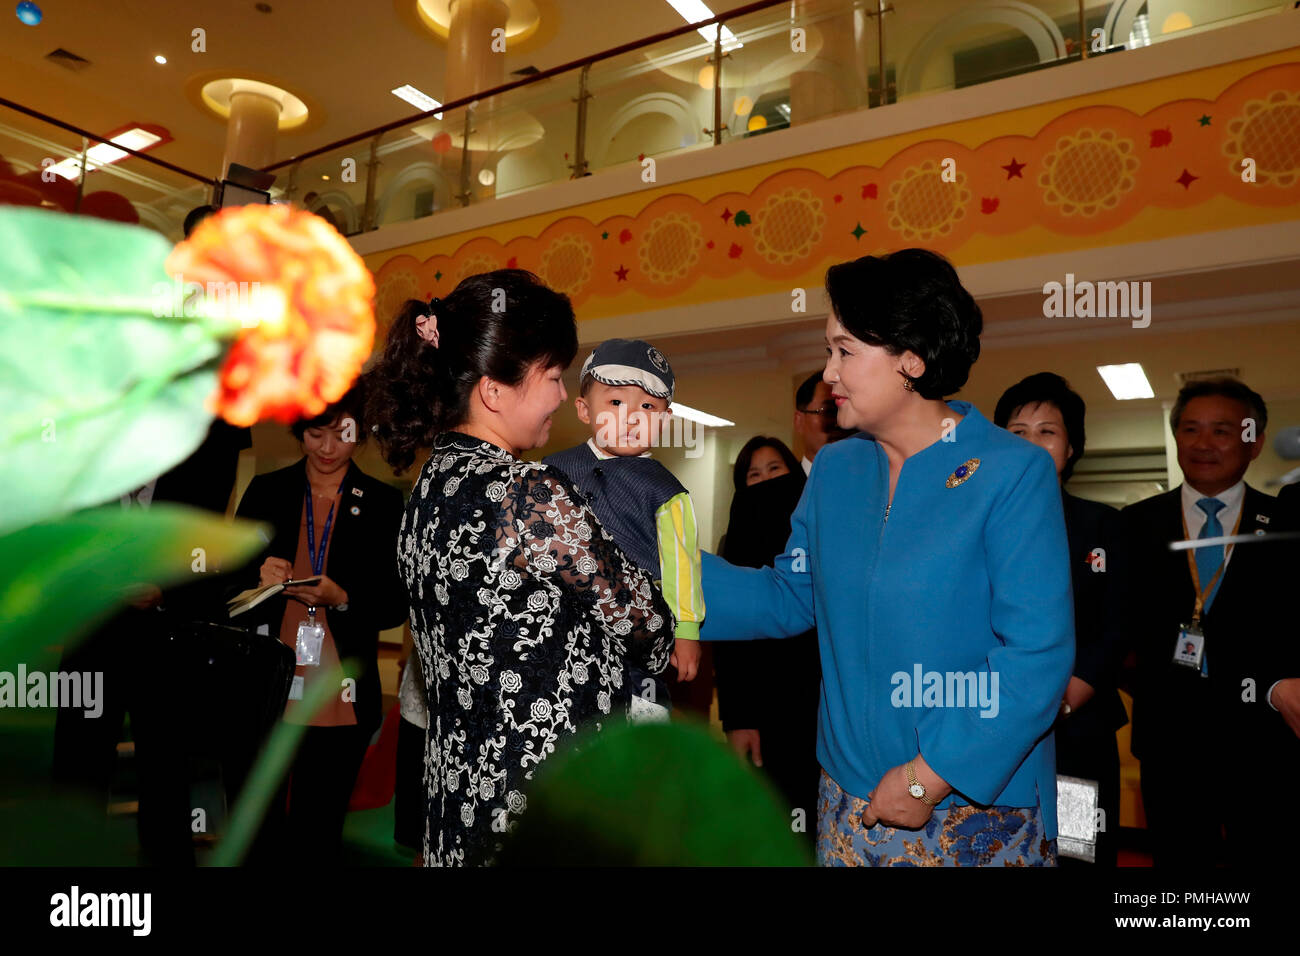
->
165;204;376;426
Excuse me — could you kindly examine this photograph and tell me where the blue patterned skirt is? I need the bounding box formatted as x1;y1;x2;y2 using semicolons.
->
816;769;1057;867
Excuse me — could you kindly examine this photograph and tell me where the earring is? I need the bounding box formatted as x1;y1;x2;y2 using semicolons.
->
899;371;916;392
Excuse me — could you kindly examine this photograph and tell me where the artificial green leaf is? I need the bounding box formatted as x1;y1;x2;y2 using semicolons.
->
498;721;812;866
0;207;235;535
0;504;266;670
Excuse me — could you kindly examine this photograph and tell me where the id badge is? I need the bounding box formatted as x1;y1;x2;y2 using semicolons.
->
1172;622;1206;674
295;619;325;666
288;675;305;701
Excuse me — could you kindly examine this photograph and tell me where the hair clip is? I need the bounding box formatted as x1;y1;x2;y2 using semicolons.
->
415;296;441;347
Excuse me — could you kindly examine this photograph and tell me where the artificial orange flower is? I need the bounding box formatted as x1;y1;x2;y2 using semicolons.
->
165;203;375;426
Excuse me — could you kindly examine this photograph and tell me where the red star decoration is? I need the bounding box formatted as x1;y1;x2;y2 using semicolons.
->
618;228;632;244
980;197;999;214
728;242;742;259
861;183;878;199
614;265;629;281
833;194;842;204
721;207;733;223
637;153;645;162
706;240;714;249
1002;158;1026;179
506;256;518;268
1176;168;1199;189
1149;127;1173;148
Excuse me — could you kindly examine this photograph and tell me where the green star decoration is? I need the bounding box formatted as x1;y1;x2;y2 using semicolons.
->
434;270;443;281
733;210;751;227
851;222;866;240
601;231;609;239
1198;114;1212;127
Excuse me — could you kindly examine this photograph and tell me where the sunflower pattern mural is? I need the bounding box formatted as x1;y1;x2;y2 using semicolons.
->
369;61;1300;328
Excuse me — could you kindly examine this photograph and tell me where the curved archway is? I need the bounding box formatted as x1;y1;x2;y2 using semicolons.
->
305;189;360;234
376;161;451;226
592;92;700;168
1103;0;1147;52
898;1;1068;97
497;142;566;196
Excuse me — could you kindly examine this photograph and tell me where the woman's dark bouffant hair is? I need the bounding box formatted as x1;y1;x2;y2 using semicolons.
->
365;269;578;474
824;248;982;399
732;436;802;492
291;380;369;443
994;372;1086;482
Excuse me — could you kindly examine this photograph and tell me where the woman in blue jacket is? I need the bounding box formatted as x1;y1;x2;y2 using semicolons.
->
701;249;1074;866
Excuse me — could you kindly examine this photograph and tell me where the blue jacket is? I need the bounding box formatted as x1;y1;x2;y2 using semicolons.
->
701;401;1074;838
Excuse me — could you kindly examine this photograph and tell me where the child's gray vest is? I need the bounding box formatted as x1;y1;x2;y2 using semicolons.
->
542;444;686;577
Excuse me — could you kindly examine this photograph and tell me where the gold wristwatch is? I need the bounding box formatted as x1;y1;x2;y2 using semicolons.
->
906;759;939;807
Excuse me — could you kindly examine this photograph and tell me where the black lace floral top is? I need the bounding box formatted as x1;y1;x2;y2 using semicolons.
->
398;431;674;866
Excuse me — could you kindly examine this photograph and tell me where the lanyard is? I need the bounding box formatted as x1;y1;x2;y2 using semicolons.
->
305;477;345;577
1180;506;1243;626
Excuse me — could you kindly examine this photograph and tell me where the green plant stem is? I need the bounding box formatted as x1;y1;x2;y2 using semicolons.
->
2;289;243;334
209;658;361;867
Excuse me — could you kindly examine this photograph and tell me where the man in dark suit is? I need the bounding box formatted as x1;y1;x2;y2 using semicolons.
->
1121;377;1298;867
52;419;252;864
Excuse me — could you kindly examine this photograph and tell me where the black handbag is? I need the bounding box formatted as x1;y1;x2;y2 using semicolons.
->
138;620;295;806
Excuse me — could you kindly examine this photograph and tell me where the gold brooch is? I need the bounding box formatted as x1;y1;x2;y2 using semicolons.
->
946;458;981;488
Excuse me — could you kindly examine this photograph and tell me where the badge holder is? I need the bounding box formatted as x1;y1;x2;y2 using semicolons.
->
295;606;325;666
290;606;324;701
1172;618;1207;677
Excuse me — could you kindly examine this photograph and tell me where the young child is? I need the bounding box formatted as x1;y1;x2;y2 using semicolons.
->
543;339;703;722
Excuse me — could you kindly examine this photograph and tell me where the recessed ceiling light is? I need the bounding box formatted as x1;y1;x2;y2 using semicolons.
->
670;402;734;427
664;0;742;50
1097;363;1155;400
46;126;164;180
154;54;167;65
393;84;443;119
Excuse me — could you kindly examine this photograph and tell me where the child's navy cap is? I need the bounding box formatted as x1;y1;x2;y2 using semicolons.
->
580;338;675;401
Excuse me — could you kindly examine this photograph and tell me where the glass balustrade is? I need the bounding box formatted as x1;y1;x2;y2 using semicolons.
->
0;100;213;241
1;0;1290;237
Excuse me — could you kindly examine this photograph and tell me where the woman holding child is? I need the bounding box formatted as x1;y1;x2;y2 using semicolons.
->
366;271;674;866
701;249;1075;866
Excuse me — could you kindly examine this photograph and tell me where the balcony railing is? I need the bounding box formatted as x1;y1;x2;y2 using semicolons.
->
0;0;1288;240
0;96;214;239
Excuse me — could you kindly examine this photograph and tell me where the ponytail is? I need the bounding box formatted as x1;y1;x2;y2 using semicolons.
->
365;298;440;473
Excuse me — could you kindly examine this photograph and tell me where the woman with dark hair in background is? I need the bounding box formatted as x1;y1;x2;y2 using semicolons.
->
996;373;1126;866
366;270;674;867
712;436;821;842
701;249;1074;866
232;382;408;864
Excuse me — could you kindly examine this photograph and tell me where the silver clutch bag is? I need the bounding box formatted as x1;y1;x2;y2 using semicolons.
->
1056;774;1100;862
